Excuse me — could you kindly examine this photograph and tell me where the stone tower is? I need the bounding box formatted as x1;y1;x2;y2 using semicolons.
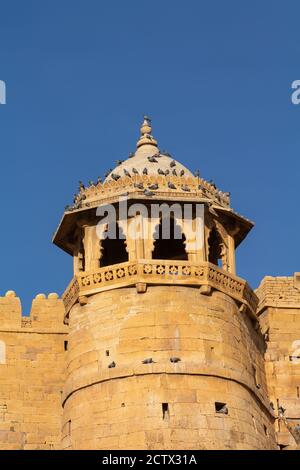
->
53;118;277;450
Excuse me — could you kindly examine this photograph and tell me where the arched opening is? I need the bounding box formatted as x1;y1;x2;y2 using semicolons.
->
208;227;223;267
78;238;85;272
100;223;128;267
152;217;188;261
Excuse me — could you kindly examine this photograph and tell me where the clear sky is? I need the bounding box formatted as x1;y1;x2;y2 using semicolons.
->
0;0;299;314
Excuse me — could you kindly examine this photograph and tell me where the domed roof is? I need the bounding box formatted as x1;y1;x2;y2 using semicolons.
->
106;117;193;181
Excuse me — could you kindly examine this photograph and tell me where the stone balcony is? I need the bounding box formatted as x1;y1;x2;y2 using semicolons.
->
62;260;258;320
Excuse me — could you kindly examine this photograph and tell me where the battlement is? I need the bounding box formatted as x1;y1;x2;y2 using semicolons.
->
0;290;67;332
256;273;300;314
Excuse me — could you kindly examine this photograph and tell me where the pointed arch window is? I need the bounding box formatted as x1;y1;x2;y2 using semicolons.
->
152;217;188;261
208;227;224;267
100;222;128;267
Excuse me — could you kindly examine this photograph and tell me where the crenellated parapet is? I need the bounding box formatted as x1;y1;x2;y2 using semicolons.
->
0;291;68;333
256;273;300;314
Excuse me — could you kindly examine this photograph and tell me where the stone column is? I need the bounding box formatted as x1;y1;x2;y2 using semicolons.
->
227;233;236;275
83;225;100;271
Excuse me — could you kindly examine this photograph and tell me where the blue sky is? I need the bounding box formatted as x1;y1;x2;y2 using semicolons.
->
0;0;299;314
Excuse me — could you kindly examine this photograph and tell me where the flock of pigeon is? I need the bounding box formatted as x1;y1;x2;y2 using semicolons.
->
64;151;224;212
108;357;181;368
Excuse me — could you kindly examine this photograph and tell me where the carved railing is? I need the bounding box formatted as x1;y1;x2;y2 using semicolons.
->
62;276;80;314
69;174;231;212
62;260;258;317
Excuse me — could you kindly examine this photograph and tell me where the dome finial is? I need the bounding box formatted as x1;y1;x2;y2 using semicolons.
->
137;115;158;148
141;116;152;135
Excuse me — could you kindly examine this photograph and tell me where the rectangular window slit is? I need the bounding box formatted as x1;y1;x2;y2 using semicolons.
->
67;420;71;436
297;386;300;399
106;350;110;357
263;424;268;436
162;403;169;420
289;355;300;361
64;341;68;351
215;402;228;414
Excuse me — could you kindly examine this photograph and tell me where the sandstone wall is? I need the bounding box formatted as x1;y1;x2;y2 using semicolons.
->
63;286;276;449
0;292;67;449
257;274;300;449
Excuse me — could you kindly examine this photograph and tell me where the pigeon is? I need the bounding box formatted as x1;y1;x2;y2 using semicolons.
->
89;180;94;186
209;179;217;189
170;357;181;363
65;205;72;212
111;173;121;181
116;159;123;166
128;152;135;158
132;168;139;175
142;358;154;364
165;169;170;176
78;181;85;190
168;182;176;190
143;168;148;175
148;183;159;190
161;151;172;157
170;160;176;167
134;183;144;190
108;361;116;368
144;189;154;197
194;170;200;177
158;168;165;175
97;176;102;184
179;170;185;176
181;185;190;192
148;156;158;163
124;169;131;177
104;169;113;178
172;169;177;176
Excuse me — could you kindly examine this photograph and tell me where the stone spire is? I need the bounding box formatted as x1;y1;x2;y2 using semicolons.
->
136;116;158;149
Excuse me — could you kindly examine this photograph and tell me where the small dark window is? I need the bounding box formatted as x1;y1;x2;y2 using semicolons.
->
106;350;110;357
215;402;228;414
121;403;125;407
64;341;68;351
263;424;268;436
297;386;299;398
162;403;169;420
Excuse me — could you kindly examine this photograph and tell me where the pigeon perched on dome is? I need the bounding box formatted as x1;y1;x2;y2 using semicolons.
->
104;116;193;182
